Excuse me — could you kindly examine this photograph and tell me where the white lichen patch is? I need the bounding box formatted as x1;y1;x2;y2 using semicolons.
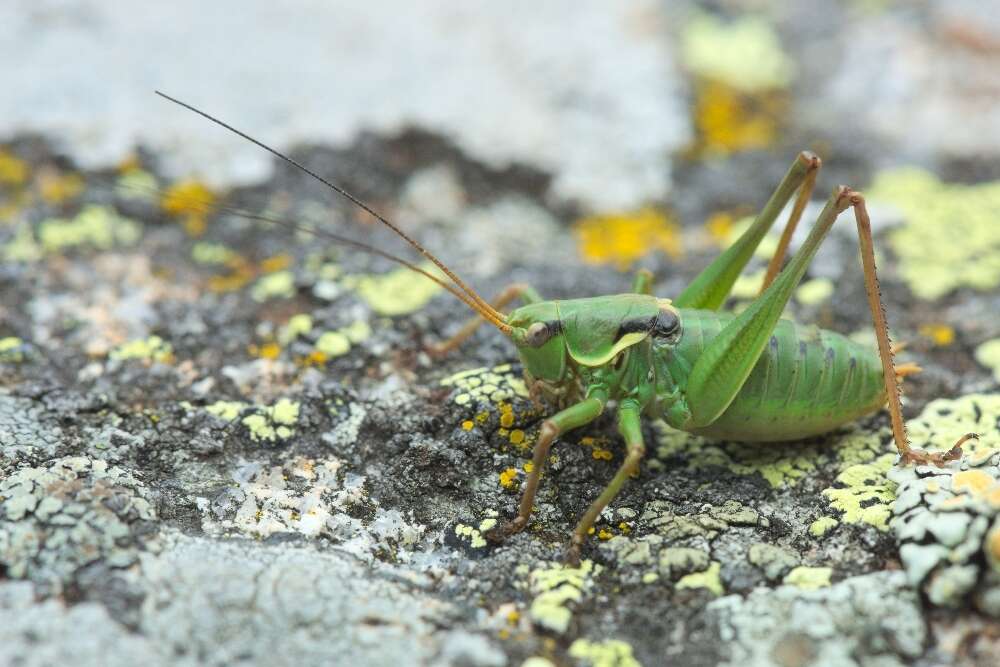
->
528;560;602;634
0;456;156;585
200;457;425;559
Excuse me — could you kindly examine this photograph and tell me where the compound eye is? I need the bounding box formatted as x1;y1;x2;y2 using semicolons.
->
525;322;551;347
653;306;680;338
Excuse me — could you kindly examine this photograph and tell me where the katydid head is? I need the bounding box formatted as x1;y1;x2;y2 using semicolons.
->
508;295;681;384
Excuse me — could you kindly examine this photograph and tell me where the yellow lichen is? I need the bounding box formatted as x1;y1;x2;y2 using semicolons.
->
0;148;29;186
499;467;519;489
110;336;174;364
676;561;723;596
347;262;444;316
690;80;786;155
568;639;642;667
573;207;682;270
868;168;1000;299
160;179;215;237
783;566;832;590
37;170;84;204
920;323;956;347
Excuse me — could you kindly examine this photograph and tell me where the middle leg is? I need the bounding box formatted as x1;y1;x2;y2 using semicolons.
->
565;399;646;565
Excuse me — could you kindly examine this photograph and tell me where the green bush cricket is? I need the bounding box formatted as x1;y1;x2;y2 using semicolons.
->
155;92;977;564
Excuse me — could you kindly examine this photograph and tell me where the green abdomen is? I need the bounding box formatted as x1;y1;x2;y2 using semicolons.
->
666;309;887;441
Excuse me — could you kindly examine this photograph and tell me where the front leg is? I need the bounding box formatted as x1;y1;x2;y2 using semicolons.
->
487;389;608;542
564;399;646;566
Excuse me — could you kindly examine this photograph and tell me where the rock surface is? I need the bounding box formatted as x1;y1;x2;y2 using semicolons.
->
3;2;1000;666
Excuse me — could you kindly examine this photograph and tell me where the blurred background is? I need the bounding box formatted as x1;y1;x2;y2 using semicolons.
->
3;2;1000;666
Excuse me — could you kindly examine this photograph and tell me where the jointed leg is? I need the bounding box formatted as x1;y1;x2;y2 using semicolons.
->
487;390;608;542
632;268;654;295
565;400;646;565
432;283;543;355
848;194;973;466
760;160;820;292
675;151;821;311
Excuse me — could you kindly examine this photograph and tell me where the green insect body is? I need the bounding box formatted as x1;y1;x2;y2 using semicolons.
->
156;93;972;565
511;298;887;443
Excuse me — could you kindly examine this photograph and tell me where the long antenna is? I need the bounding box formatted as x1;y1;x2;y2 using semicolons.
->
124;180;510;330
155;90;509;333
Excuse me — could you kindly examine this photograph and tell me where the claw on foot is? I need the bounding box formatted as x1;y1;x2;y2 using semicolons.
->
563;543;582;567
899;433;978;467
485;517;526;543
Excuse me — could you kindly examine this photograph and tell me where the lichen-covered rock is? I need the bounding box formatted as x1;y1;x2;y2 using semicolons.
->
0;394;64;471
708;571;925;667
888;394;1000;614
0;455;156;586
137;533;499;667
0;581;167;667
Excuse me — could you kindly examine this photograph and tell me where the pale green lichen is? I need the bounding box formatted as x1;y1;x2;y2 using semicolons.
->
783;566;833;590
315;320;371;359
975;338;1000;382
4;206;141;261
568;639;642;667
454;523;487;549
315;331;350;357
240;399;300;443
440;364;529;406
676;561;723;596
0;456;156;584
251;270;296;302
278;314;314;345
809;516;839;538
204;401;248;422
822;394;1000;532
346;263;443;316
868;168;1000;299
681;12;795;91
0;337;25;363
191;241;236;265
654;422;828;488
529;560;601;634
114;168;159;201
796;278;834;306
110;335;174;364
822;455;897;531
